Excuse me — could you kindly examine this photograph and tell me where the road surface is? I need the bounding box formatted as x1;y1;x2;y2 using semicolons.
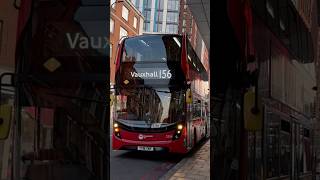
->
110;149;183;180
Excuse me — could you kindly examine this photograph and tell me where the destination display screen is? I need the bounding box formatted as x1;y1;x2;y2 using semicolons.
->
118;62;184;87
129;68;172;79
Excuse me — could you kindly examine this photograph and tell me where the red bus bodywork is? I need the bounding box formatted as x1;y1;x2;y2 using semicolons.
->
112;117;207;154
113;126;189;153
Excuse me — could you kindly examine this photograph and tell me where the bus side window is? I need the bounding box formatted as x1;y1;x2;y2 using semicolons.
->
192;100;201;118
192;101;196;118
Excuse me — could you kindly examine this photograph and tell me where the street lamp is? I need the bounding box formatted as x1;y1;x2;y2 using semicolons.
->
111;0;124;8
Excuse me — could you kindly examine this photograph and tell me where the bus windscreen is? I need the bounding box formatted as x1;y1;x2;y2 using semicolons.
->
117;35;186;88
115;87;185;128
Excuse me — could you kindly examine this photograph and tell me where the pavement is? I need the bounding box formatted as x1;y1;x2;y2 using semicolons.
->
160;140;210;180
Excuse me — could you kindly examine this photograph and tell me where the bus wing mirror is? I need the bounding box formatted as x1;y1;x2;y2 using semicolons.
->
186;89;192;104
0;104;12;140
244;90;262;131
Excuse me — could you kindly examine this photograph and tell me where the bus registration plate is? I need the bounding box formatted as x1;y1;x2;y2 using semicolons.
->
137;146;154;151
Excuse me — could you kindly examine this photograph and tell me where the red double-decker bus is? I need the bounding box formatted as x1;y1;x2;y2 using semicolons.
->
112;34;209;154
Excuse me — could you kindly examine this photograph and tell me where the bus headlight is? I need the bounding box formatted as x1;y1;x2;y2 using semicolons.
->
173;124;184;140
114;123;118;128
114;125;121;138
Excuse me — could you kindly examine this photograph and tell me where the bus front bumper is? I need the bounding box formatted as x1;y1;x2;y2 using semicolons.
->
112;134;188;154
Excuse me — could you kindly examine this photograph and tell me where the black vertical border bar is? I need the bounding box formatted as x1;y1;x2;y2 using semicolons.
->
210;1;226;180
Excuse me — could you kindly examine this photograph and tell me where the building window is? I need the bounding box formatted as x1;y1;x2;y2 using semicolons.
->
110;18;114;33
144;0;152;8
280;120;291;176
133;16;138;29
156;23;162;32
111;0;116;9
201;40;205;62
167;0;179;11
301;128;312;172
122;6;129;21
119;26;128;39
144;10;151;21
157;11;164;22
166;24;178;33
266;112;280;178
266;0;275;18
110;44;113;58
167;12;179;23
158;0;164;10
144;22;150;31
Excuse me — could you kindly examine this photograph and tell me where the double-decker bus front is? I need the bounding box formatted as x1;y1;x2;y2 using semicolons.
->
112;34;189;153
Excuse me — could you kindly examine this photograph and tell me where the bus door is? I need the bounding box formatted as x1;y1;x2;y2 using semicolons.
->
186;88;193;149
291;120;312;179
192;98;201;146
202;101;208;137
199;100;205;138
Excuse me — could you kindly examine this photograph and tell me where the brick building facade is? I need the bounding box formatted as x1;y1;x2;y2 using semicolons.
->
110;0;144;83
178;0;209;72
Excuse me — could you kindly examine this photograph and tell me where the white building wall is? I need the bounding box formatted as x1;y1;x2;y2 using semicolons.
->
139;0;144;12
139;17;144;34
149;0;156;32
162;0;168;33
